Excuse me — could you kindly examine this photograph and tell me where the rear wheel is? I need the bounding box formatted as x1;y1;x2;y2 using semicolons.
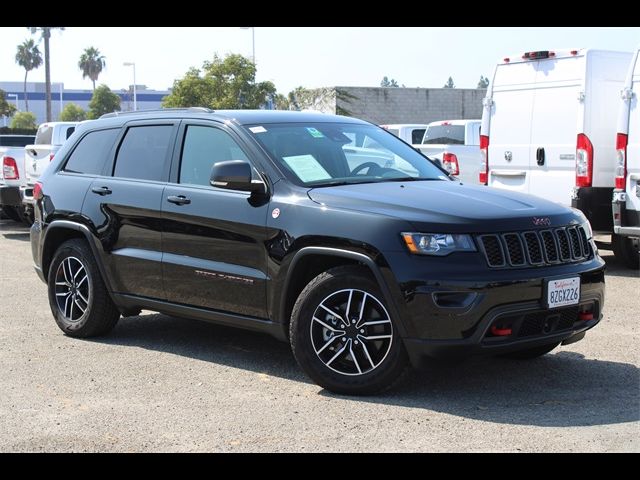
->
612;233;639;269
290;266;409;395
500;342;559;360
48;239;120;337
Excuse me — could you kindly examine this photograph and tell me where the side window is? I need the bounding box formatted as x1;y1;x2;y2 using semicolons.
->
65;126;76;140
411;129;425;144
63;129;119;175
113;125;173;181
179;125;249;187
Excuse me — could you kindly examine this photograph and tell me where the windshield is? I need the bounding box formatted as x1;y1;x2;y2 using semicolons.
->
245;122;448;187
422;125;465;145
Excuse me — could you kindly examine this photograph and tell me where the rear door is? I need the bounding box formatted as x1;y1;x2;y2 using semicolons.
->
627;73;640;214
528;55;583;205
487;62;536;193
82;121;177;300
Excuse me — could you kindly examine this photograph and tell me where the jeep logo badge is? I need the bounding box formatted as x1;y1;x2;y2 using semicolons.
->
532;217;551;226
504;151;512;162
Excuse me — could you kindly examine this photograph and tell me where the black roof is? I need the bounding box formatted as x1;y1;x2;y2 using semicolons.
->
97;108;368;127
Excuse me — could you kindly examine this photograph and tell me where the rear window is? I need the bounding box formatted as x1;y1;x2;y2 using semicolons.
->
35;125;53;145
0;135;35;147
422;125;465;145
411;129;426;144
63;129;119;175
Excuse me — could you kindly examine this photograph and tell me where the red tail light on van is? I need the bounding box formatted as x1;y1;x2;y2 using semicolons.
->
615;133;628;189
442;153;459;176
2;156;19;180
479;135;489;184
575;133;594;187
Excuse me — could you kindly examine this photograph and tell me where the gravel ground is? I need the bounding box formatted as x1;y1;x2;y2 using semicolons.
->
0;219;638;452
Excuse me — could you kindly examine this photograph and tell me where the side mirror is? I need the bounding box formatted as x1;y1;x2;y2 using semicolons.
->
210;160;266;194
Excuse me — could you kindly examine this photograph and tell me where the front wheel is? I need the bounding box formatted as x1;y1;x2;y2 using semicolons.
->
290;266;409;395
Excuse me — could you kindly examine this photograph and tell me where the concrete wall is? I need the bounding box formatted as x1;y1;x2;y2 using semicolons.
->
336;86;486;125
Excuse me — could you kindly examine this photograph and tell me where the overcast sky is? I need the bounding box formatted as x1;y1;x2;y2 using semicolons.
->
1;27;638;94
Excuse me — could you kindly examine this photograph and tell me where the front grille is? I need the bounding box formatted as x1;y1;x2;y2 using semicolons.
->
479;225;592;269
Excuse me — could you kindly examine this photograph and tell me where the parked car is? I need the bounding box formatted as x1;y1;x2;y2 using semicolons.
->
480;49;632;248
380;124;427;145
0;134;36;223
21;122;79;220
612;47;640;269
414;119;481;184
30;109;605;395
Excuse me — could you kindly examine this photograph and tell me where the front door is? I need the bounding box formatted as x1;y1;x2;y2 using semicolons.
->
162;122;269;319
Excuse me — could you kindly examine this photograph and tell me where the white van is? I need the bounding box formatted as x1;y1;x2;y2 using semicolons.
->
612;47;640;269
480;48;633;236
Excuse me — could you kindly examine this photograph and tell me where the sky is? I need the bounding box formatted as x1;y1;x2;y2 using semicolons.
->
1;27;639;95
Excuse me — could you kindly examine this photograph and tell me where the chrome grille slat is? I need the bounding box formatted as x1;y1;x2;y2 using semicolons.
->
479;225;591;269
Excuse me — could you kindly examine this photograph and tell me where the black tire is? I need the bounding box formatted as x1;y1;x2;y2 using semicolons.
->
290;265;409;395
612;233;640;270
47;239;120;338
500;342;559;360
17;206;34;227
2;205;21;223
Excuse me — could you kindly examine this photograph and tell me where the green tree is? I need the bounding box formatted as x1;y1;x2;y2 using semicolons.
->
380;76;399;88
10;111;37;129
477;75;490;88
163;54;276;109
0;89;17;118
88;84;121;119
29;27;65;122
59;103;87;121
15;39;42;112
443;76;455;88
78;47;106;91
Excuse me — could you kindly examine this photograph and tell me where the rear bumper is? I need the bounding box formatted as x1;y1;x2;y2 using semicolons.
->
571;186;613;232
612;190;640;238
0;186;22;206
20;184;35;206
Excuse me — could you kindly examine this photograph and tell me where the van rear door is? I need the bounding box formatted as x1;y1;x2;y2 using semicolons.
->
626;69;640;215
487;62;536;193
528;54;584;205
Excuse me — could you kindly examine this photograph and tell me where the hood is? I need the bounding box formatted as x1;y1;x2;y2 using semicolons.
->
307;180;579;233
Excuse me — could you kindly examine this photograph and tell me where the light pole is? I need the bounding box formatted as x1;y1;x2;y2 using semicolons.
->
123;62;137;111
240;27;255;65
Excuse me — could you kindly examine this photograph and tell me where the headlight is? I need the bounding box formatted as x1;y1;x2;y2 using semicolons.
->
401;232;476;256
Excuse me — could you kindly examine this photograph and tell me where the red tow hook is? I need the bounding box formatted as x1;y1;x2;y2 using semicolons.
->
579;312;594;321
490;325;512;336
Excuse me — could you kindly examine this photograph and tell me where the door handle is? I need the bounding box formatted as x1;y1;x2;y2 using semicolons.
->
167;195;191;205
536;147;545;166
91;186;112;195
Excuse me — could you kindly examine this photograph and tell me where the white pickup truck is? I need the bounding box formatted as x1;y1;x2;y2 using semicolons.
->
21;122;78;214
380;124;428;145
0;134;36;223
413;119;481;184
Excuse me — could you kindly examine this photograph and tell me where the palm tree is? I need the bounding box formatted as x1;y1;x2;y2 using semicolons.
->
78;47;106;91
29;27;65;122
15;39;43;112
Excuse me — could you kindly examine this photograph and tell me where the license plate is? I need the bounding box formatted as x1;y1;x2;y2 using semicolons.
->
546;276;580;309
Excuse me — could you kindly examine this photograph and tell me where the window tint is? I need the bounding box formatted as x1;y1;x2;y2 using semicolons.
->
113;125;173;181
35;125;53;145
180;125;249;186
64;129;119;175
422;125;465;145
411;129;425;144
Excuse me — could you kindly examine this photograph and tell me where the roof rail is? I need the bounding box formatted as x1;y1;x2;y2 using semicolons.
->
100;107;215;119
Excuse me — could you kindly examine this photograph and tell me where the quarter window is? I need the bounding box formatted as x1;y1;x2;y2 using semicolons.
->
64;128;119;175
113;125;173;181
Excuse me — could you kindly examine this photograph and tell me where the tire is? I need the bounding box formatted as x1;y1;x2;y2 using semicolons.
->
290;265;409;395
47;239;120;338
500;342;559;360
2;205;21;223
612;233;640;270
17;206;34;227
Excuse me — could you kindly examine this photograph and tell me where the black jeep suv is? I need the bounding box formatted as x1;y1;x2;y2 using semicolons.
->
30;109;605;394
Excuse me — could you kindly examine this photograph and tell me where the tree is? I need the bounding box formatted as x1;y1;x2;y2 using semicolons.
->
15;39;42;112
0;89;17;118
88;84;120;119
10;111;37;129
59;103;87;121
163;54;277;109
443;77;455;88
78;47;106;91
380;76;399;88
477;75;490;88
29;27;65;122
